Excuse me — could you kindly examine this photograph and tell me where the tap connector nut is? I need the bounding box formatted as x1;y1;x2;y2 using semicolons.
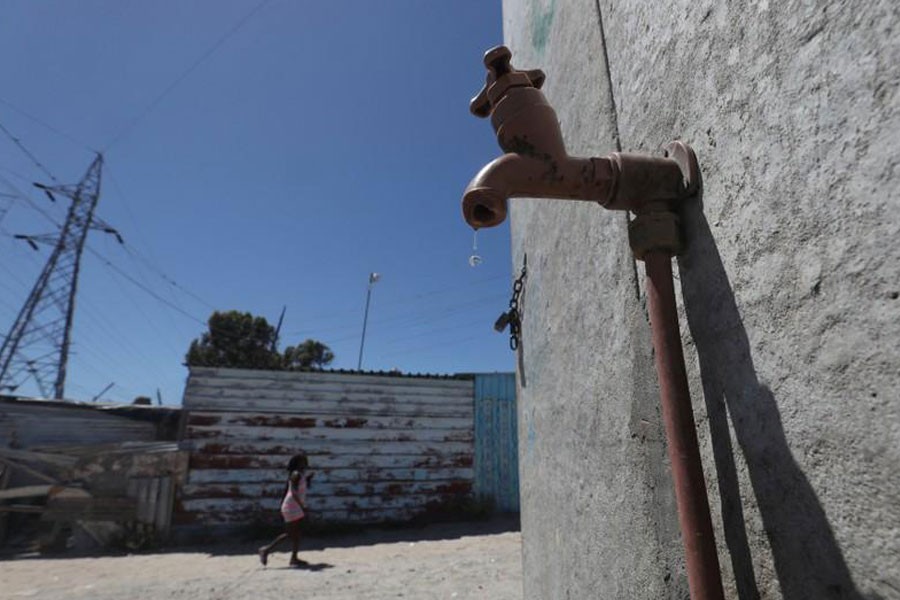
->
628;211;683;260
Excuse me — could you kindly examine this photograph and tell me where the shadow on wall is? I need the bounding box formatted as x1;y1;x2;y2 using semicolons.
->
676;195;876;600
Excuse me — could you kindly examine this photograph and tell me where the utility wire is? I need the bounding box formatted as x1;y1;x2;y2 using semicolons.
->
288;275;508;336
84;245;205;325
105;165;216;310
1;171;203;335
104;0;274;151
290;292;508;342
0;173;62;228
0;121;59;182
0;96;95;153
380;334;485;360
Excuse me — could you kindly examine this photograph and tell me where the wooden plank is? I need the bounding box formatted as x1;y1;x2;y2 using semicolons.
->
29;441;180;456
155;476;173;534
0;457;59;484
186;411;473;431
0;447;76;467
0;463;10;543
43;496;137;522
188;438;473;457
182;393;473;417
144;477;160;525
185;424;473;444
0;484;53;500
0;504;45;514
187;467;474;485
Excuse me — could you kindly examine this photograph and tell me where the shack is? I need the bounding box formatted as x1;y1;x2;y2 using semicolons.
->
0;395;187;550
176;367;480;531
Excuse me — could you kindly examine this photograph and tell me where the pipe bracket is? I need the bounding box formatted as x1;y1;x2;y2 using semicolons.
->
626;141;699;260
628;211;683;260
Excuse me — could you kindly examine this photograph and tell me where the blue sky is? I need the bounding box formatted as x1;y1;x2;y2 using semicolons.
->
0;1;511;404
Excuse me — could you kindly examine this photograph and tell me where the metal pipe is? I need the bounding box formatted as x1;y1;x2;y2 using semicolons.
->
357;272;380;370
357;285;373;371
644;251;724;600
462;46;727;598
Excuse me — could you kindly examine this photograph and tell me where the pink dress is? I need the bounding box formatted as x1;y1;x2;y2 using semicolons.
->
280;478;307;523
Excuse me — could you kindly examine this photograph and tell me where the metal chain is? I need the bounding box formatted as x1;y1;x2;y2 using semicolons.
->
494;254;527;350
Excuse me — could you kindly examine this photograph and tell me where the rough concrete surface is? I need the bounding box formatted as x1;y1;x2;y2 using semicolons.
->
500;0;899;598
1;524;522;600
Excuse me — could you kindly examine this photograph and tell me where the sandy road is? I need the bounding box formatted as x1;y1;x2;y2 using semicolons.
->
1;521;522;600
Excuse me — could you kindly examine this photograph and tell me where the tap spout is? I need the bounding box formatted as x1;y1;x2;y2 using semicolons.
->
462;56;690;230
463;153;618;229
463;148;690;230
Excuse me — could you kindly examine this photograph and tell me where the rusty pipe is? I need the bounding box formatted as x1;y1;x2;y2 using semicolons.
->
462;46;725;599
645;252;725;600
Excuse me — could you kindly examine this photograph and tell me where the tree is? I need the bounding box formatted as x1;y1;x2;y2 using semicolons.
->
283;339;334;370
186;310;281;369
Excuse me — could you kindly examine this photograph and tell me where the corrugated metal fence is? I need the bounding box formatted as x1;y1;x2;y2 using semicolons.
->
177;368;475;527
473;373;520;512
0;398;157;450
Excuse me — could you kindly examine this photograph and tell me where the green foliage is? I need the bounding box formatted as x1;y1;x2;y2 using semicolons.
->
185;311;336;372
185;310;281;369
283;338;335;370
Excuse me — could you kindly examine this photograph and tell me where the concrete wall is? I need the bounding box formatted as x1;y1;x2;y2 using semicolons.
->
500;1;899;598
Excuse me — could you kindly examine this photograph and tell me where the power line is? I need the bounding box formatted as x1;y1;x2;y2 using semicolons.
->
0;120;59;183
0;173;62;228
104;165;216;311
104;0;274;150
287;275;507;336
1;169;204;341
83;245;205;325
5;167;508;356
0;96;95;153
380;334;486;360
5;230;183;385
289;292;508;343
0;131;194;397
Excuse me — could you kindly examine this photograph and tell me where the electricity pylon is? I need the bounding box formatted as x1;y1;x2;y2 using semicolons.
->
0;154;119;399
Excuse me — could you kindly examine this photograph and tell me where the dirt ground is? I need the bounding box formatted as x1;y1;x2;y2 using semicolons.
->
1;520;522;600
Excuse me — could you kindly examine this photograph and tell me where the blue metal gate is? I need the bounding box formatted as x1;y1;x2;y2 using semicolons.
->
473;373;519;512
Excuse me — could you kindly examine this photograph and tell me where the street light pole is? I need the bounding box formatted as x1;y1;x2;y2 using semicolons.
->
357;272;380;370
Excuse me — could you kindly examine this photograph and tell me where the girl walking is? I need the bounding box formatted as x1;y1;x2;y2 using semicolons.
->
259;457;311;567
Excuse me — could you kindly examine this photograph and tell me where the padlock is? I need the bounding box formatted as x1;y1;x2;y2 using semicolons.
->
493;311;512;332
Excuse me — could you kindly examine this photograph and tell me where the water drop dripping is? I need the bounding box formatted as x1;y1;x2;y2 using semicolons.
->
469;230;482;267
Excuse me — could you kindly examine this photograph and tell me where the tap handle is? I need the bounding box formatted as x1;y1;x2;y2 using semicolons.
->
470;45;545;118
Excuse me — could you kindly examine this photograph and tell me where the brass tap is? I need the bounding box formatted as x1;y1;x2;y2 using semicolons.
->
462;45;699;257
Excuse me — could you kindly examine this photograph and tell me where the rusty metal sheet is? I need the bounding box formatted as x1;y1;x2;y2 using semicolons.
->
188;367;474;391
185;425;472;444
187;411;473;431
187;467;475;486
183;395;473;418
178;369;476;527
0;400;155;450
188;452;473;471
188;439;472;456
